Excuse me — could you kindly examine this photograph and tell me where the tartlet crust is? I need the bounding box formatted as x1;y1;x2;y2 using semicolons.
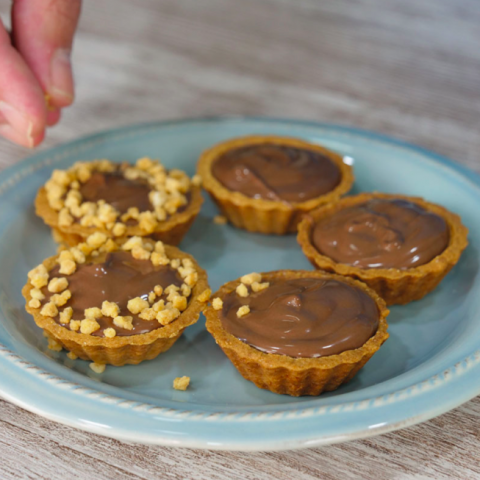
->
297;192;469;305
35;185;203;247
204;270;389;396
23;245;209;366
197;135;354;234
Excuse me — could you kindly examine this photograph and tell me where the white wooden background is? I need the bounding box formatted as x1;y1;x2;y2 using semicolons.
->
1;0;480;478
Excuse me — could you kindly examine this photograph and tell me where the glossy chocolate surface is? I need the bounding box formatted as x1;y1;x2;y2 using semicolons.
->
312;199;449;269
80;171;152;214
212;143;341;202
43;251;184;336
220;277;379;358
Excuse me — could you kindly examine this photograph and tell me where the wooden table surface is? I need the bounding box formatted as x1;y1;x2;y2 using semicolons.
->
1;0;479;478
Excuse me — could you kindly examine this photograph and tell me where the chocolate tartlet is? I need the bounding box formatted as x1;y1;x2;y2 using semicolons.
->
36;158;203;247
23;234;210;366
204;270;389;396
298;193;469;305
197;136;354;234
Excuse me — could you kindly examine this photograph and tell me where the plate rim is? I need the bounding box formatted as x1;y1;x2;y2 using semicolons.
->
0;116;479;450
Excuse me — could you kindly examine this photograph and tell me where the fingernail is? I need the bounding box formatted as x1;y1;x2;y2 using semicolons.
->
50;49;74;104
0;101;38;146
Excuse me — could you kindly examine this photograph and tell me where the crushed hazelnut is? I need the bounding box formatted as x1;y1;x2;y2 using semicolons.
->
28;264;49;288
102;239;118;253
84;307;102;319
212;298;223;310
139;308;157;321
184;272;198;287
70;247;86;264
191;174;202;187
80;318;101;335
173;376;190;391
59;259;76;275
152;300;165;312
59;307;73;324
170;258;181;269
236;284;249;297
101;301;120;318
154;285;163;296
113;315;133;330
40;302;58;317
30;288;45;300
197;288;211;303
104;328;117;338
155;241;165;254
157;307;181;325
89;363;106;374
151;252;169;266
165;284;179;295
172;295;187;311
87;232;108;248
51;290;71;306
181;284;192;297
241;272;262;286
28;298;41;309
112;222;127;237
127;297;149;314
213;215;227;225
122;236;143;251
58;208;74;226
48;277;69;293
69;320;81;331
237;305;250;318
131;246;151;260
148;291;156;303
252;282;270;293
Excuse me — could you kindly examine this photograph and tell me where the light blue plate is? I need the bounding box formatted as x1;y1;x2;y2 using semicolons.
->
0;118;479;451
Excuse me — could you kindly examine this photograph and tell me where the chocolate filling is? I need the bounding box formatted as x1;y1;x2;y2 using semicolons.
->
80;171;152;214
220;277;379;358
312;199;450;269
212;144;341;202
42;251;184;337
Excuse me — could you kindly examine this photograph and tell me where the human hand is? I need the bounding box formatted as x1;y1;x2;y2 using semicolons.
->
0;0;81;147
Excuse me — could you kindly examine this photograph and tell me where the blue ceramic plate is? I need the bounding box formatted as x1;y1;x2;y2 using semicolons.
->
0;118;479;451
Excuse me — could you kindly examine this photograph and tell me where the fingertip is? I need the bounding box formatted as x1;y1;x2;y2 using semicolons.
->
0;123;44;148
46;108;61;126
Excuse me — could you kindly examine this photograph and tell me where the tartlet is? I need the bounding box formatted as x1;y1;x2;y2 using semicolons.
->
298;192;469;305
197;135;354;234
23;234;210;366
36;158;203;247
204;270;389;396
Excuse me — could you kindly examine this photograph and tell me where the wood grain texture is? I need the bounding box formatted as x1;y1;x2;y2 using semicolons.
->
0;0;479;478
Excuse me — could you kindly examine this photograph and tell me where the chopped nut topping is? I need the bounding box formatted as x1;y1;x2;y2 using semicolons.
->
58;208;74;226
87;232;108;248
101;301;120;318
40;302;58;317
48;277;69;293
139;308;157;321
70;247;86;264
30;288;45;300
28;264;49;288
104;328;117;338
51;290;71;306
67;352;77;360
157;307;181;325
236;284;249;297
59;307;73;324
212;298;223;310
113;315;133;330
102;239;118;253
152;300;165;312
69;320;81;331
84;307;102;319
165;284;179;295
154;285;163;296
181;284;192;297
236;305;250;317
213;215;227;225
122;236;143;251
155;241;165;254
184;272;198;287
191;174;202;187
89;363;106;374
241;272;262;286
172;295;187;311
59;259;76;275
197;288;211;303
151;252;170;266
112;222;127;237
131;246;151;260
173;376;190;391
148;291;156;304
170;258;181;269
80;318;101;335
251;281;270;293
28;298;41;309
127;297;149;314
